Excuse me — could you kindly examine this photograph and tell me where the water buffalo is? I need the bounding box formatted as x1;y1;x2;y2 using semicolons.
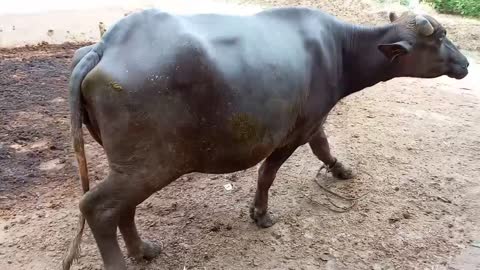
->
63;7;469;270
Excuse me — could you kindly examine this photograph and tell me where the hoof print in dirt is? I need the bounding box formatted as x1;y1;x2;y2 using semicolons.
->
210;221;233;232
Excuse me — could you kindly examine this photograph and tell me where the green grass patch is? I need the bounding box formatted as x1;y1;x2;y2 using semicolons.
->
425;0;480;18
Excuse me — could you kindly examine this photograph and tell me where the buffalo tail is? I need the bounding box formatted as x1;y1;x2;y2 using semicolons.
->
62;44;102;270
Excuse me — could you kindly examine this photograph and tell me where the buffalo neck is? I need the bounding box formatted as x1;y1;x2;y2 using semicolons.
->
339;23;399;98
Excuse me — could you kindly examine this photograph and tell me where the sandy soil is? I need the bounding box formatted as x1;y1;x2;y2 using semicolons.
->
0;1;480;270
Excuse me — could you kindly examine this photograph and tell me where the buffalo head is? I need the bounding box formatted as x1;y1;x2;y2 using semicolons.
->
378;12;469;79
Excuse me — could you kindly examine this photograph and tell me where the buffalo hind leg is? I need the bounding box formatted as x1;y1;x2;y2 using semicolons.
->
119;207;161;261
309;127;354;179
250;145;297;228
80;170;170;270
79;173;126;270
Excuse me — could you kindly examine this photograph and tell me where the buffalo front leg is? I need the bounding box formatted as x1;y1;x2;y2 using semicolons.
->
309;126;354;179
250;145;297;228
119;208;161;261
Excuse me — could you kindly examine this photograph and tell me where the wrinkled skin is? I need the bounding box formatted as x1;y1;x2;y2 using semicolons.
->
63;8;469;270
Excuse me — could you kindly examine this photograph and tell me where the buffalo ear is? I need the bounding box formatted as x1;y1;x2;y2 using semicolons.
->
389;12;399;22
378;41;412;62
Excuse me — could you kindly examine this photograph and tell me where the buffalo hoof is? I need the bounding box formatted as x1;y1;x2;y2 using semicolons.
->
129;241;162;261
249;206;275;228
330;161;355;180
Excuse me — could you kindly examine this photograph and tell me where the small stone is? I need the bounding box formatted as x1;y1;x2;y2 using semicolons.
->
388;217;400;224
148;221;157;228
39;158;65;171
437;196;452;203
271;231;281;239
210;224;220;232
179;243;190;249
228;174;238;182
402;213;412;219
18;217;27;224
45;202;55;209
319;253;330;261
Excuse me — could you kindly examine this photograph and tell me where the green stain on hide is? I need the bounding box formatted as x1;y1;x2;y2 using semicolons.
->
109;81;123;91
230;113;264;143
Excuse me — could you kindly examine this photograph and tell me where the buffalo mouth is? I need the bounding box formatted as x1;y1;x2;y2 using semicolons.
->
447;66;468;79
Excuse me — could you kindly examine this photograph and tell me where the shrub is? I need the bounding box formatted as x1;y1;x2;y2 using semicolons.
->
426;0;480;18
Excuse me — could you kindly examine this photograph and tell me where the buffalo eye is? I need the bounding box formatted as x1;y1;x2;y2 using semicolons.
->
438;30;446;42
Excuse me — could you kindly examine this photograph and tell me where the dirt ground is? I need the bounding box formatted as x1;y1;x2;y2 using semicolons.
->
1;1;480;270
